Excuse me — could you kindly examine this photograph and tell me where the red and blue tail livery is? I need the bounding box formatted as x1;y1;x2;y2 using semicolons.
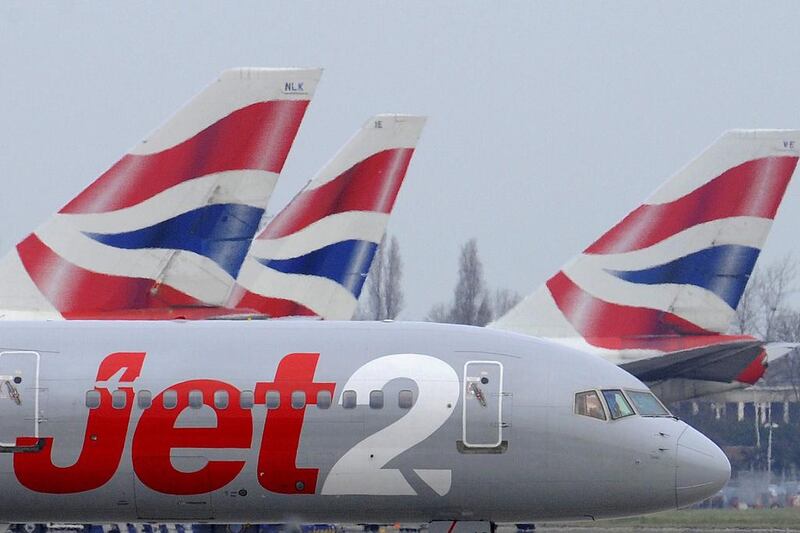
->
491;130;800;396
0;68;321;319
228;115;426;320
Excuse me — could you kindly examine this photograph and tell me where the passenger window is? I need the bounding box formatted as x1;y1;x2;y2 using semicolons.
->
86;390;101;409
574;390;606;420
138;390;152;409
189;390;203;409
112;390;127;410
369;390;384;409
240;390;254;409
602;389;635;420
627;390;671;417
398;389;413;409
291;391;306;409
163;390;178;409
317;390;332;409
342;390;357;409
266;391;280;409
214;390;229;410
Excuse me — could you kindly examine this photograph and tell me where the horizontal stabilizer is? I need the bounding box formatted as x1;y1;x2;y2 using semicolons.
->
620;340;764;383
764;342;799;362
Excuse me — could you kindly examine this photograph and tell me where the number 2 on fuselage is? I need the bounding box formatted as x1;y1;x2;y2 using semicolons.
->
322;354;460;496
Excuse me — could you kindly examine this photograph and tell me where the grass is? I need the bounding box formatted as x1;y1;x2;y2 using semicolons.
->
542;508;800;530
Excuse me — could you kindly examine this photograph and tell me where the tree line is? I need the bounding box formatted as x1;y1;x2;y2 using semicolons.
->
356;236;521;324
732;256;800;396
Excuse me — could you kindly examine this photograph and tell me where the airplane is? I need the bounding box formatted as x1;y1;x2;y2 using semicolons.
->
228;114;426;320
0;319;728;529
490;130;800;402
0;68;322;320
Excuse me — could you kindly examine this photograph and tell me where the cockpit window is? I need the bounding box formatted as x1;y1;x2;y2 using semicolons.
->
601;389;635;420
627;390;671;417
574;390;606;420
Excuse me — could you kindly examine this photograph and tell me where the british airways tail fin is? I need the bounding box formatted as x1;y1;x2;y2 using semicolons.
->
229;114;426;320
491;130;800;354
0;68;321;319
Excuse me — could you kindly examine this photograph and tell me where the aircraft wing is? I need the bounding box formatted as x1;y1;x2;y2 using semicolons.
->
619;340;765;383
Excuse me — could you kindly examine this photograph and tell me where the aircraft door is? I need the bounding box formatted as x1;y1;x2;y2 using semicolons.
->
462;361;504;448
0;351;42;452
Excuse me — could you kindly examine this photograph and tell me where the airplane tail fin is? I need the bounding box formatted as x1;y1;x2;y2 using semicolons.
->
0;68;321;319
491;130;800;353
229;114;426;320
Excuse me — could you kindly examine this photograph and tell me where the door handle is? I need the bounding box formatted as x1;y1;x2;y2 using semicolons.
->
0;438;46;454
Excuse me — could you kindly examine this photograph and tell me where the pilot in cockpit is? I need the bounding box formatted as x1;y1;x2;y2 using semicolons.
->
585;393;604;419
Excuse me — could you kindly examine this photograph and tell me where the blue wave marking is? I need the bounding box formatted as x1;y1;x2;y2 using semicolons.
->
84;203;264;279
606;244;760;309
256;239;379;298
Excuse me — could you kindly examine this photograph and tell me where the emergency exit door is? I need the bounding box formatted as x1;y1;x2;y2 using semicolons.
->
462;361;503;448
0;351;41;451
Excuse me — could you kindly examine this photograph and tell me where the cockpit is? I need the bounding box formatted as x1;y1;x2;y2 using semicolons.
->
574;388;671;421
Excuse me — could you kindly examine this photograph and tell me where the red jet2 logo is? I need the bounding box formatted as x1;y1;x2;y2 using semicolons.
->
14;352;333;495
12;351;461;497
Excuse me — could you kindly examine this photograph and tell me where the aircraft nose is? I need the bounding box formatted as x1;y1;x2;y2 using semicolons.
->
676;426;730;508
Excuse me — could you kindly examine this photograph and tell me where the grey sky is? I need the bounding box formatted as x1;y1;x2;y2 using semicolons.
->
2;2;799;319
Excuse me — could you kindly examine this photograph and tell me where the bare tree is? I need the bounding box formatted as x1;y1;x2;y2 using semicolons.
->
383;237;404;319
491;288;522;319
450;239;492;326
773;311;800;343
733;278;759;336
356;235;404;320
357;240;384;320
771;311;800;401
735;256;800;399
427;239;493;326
426;302;451;323
734;256;797;340
757;257;797;341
